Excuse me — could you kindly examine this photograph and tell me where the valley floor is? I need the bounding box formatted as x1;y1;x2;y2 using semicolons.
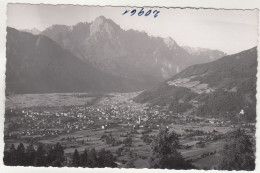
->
4;92;255;169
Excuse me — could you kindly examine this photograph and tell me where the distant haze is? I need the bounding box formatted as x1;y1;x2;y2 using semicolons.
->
7;4;258;54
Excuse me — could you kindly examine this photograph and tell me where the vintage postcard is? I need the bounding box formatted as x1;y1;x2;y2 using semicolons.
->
1;1;259;172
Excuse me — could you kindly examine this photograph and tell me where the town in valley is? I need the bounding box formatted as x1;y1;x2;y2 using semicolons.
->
4;92;255;169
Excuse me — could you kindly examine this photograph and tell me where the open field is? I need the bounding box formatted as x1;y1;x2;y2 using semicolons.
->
181;140;226;159
6;93;96;108
193;153;223;169
167;76;215;94
168;124;233;134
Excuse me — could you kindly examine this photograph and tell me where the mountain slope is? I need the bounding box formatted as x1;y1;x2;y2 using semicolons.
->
41;16;225;84
6;27;153;94
134;47;257;122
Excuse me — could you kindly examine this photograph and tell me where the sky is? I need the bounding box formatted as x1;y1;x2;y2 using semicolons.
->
7;4;259;54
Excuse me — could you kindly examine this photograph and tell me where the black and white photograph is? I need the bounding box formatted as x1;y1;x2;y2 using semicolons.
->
2;3;258;171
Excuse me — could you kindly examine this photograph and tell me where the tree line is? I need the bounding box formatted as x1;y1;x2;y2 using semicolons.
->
4;142;64;167
70;148;117;167
4;142;117;168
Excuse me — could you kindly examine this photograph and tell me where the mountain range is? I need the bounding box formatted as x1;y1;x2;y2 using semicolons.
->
6;27;148;93
134;47;257;122
7;16;226;93
41;16;225;80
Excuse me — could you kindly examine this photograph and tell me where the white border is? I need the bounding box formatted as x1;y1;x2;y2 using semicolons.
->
0;0;259;173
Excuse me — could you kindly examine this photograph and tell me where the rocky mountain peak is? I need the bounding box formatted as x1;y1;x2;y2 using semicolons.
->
90;16;119;37
163;37;178;49
21;28;41;35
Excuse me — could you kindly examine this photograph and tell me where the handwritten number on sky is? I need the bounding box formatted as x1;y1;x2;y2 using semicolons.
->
122;8;160;18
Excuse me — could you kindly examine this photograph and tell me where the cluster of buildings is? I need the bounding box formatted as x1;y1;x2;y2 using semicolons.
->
5;93;254;146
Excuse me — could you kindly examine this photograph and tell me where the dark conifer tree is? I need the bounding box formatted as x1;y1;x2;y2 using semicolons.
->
9;144;17;165
47;143;64;167
16;143;26;166
97;148;117;168
34;145;46;167
4;144;17;166
25;142;36;166
87;148;97;167
80;148;88;167
71;149;80;167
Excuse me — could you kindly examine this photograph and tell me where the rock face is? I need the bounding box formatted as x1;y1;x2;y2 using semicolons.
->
183;46;226;64
21;28;41;35
6;27;155;94
134;47;257;122
41;16;225;84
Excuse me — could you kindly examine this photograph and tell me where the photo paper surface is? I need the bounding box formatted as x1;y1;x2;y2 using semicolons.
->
1;1;259;172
